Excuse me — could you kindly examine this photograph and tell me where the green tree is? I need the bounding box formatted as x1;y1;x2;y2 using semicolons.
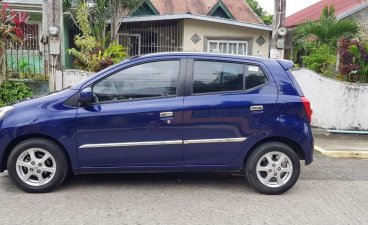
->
110;0;141;41
64;0;140;42
66;1;127;72
293;6;359;53
245;0;273;25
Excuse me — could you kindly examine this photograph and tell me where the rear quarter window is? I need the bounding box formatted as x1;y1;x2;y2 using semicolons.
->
192;61;268;95
244;65;268;90
192;61;244;94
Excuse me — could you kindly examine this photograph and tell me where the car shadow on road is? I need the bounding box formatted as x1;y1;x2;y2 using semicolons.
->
58;172;253;192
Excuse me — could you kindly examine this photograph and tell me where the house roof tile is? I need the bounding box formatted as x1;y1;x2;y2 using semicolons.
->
285;0;367;27
150;0;263;24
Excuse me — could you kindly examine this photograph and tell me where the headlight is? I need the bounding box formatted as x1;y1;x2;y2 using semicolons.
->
0;106;14;120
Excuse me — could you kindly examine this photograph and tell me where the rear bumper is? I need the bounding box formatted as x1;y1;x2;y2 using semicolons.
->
303;125;314;165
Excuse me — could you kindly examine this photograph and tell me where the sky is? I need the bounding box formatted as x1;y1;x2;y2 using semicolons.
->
256;0;321;16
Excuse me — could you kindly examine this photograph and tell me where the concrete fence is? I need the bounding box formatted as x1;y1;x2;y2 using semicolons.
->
55;69;94;90
292;69;368;131
55;68;368;131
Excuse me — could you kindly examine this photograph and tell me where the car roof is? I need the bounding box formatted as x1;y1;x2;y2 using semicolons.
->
130;52;277;63
72;52;292;90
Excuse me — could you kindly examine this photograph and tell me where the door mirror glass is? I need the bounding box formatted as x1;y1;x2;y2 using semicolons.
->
79;87;93;104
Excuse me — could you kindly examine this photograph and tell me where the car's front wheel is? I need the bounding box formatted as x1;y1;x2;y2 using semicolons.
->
7;138;69;193
245;142;300;195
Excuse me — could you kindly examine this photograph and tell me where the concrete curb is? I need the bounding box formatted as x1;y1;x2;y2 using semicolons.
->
312;128;331;136
314;146;368;159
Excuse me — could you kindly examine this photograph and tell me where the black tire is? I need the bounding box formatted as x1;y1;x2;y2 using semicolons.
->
7;138;69;193
245;142;300;195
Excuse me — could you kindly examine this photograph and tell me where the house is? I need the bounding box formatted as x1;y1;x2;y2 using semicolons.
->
285;0;368;28
5;0;272;74
283;0;368;59
115;0;272;58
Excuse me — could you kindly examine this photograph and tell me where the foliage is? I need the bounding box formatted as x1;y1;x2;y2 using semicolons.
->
338;38;368;83
245;0;273;25
0;0;29;80
63;0;140;41
110;0;141;40
0;0;29;44
0;80;32;106
293;5;359;59
67;1;127;72
302;43;336;77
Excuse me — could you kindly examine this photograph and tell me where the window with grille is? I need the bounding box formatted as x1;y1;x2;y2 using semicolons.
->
7;23;40;51
207;40;248;55
23;23;40;50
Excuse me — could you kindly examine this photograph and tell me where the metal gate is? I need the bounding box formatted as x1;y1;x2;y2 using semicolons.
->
118;20;184;56
5;23;47;80
118;33;141;57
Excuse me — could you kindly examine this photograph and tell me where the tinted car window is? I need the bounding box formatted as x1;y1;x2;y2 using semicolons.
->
93;61;180;102
244;65;267;90
193;61;244;94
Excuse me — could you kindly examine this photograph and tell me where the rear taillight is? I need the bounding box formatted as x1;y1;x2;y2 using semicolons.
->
301;97;312;123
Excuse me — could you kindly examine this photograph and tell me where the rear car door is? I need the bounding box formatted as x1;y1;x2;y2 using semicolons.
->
182;56;278;165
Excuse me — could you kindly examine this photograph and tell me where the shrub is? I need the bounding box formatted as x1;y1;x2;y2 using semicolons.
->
338;38;368;82
0;80;32;107
67;1;127;72
302;44;336;77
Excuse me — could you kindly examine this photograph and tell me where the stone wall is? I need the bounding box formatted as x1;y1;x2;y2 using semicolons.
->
292;69;368;130
55;69;94;90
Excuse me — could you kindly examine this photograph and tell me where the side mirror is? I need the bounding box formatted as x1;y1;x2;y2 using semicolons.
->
79;87;93;104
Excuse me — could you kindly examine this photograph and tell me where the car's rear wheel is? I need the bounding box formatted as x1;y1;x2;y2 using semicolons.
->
245;142;300;195
7;138;69;193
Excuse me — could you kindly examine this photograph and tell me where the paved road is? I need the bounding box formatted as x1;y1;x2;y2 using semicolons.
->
0;153;367;225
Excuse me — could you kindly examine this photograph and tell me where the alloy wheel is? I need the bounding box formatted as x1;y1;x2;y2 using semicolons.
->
15;148;57;186
255;151;293;188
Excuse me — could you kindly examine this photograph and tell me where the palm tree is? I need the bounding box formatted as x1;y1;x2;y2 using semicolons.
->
292;6;359;55
63;0;141;42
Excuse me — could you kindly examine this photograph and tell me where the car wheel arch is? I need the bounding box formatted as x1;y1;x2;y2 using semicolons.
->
242;136;305;170
2;134;72;172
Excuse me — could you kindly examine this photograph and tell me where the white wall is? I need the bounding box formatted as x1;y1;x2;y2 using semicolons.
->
182;19;270;57
55;70;94;90
292;69;368;130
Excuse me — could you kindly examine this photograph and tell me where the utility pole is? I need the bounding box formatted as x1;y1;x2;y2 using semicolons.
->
270;0;286;59
42;0;63;92
41;0;49;81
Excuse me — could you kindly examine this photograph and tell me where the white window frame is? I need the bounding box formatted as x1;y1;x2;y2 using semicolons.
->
207;40;249;55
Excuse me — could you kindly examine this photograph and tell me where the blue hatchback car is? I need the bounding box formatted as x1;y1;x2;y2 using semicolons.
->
0;53;313;194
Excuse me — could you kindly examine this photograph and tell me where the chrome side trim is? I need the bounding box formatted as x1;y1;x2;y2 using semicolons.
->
79;137;247;149
183;137;247;145
79;140;183;149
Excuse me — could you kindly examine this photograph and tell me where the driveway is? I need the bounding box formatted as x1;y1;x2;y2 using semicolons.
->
0;153;367;225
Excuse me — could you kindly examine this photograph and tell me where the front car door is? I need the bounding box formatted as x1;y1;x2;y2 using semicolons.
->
76;58;186;167
183;56;278;165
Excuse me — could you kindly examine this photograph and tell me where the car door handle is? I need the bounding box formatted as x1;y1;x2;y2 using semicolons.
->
250;105;263;112
160;111;174;118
